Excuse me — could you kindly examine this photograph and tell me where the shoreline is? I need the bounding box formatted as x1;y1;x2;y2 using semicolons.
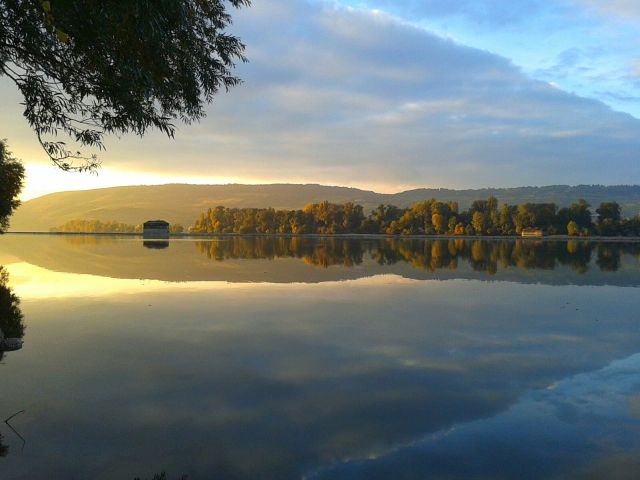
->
5;231;640;242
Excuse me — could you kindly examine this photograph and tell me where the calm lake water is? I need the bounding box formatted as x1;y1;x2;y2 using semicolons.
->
1;235;640;480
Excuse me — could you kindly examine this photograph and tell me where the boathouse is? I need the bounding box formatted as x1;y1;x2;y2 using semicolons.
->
143;220;170;239
521;228;544;238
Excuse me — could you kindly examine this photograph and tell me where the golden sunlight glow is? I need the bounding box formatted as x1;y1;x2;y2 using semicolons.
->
20;162;268;201
5;262;420;299
20;162;420;201
6;262;241;298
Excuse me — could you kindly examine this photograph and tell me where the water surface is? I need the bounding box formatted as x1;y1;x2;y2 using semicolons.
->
1;235;639;479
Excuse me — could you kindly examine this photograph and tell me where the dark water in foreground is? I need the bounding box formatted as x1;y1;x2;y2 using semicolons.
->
1;235;640;479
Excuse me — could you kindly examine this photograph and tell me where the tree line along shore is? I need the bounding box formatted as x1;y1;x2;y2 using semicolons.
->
48;197;640;237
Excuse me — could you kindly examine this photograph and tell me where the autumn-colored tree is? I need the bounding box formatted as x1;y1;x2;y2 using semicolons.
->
566;220;579;236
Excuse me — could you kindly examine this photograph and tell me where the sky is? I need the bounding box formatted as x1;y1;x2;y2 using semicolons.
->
1;0;640;200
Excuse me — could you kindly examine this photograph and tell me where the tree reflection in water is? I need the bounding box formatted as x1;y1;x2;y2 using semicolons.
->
0;266;25;359
0;266;25;458
195;237;639;274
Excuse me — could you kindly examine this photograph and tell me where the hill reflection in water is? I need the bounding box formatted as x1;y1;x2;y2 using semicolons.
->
0;235;638;286
1;235;640;479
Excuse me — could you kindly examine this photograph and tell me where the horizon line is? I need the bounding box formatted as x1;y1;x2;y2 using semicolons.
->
23;181;640;202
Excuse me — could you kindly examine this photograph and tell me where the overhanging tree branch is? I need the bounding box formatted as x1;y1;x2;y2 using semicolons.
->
0;0;251;171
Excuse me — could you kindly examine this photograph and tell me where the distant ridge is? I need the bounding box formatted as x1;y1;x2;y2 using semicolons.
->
9;183;640;232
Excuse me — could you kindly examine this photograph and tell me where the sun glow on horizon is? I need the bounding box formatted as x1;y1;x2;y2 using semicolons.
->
19;162;273;201
20;162;423;201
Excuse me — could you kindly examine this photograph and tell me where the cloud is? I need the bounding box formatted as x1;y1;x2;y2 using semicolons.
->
344;0;552;26
5;263;640;479
1;0;639;190
577;0;640;20
176;0;640;187
307;352;640;479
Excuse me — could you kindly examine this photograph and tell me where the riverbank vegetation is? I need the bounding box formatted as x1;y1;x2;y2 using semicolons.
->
48;197;640;236
50;220;184;234
191;198;640;237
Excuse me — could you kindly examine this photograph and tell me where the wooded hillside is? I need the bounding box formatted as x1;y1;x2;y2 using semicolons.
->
9;183;640;232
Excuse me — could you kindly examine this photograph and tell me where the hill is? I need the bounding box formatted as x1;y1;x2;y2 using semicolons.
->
9;183;640;232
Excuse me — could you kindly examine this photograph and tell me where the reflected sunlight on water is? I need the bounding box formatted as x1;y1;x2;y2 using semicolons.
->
5;261;419;299
1;235;639;480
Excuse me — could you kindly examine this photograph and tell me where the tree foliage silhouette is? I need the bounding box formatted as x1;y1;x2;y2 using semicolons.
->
0;0;250;171
0;140;24;232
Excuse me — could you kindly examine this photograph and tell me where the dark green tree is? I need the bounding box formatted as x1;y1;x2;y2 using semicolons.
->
1;0;250;171
0;140;25;232
570;199;593;228
596;202;621;223
497;203;516;235
596;202;622;236
557;199;592;234
371;204;404;234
